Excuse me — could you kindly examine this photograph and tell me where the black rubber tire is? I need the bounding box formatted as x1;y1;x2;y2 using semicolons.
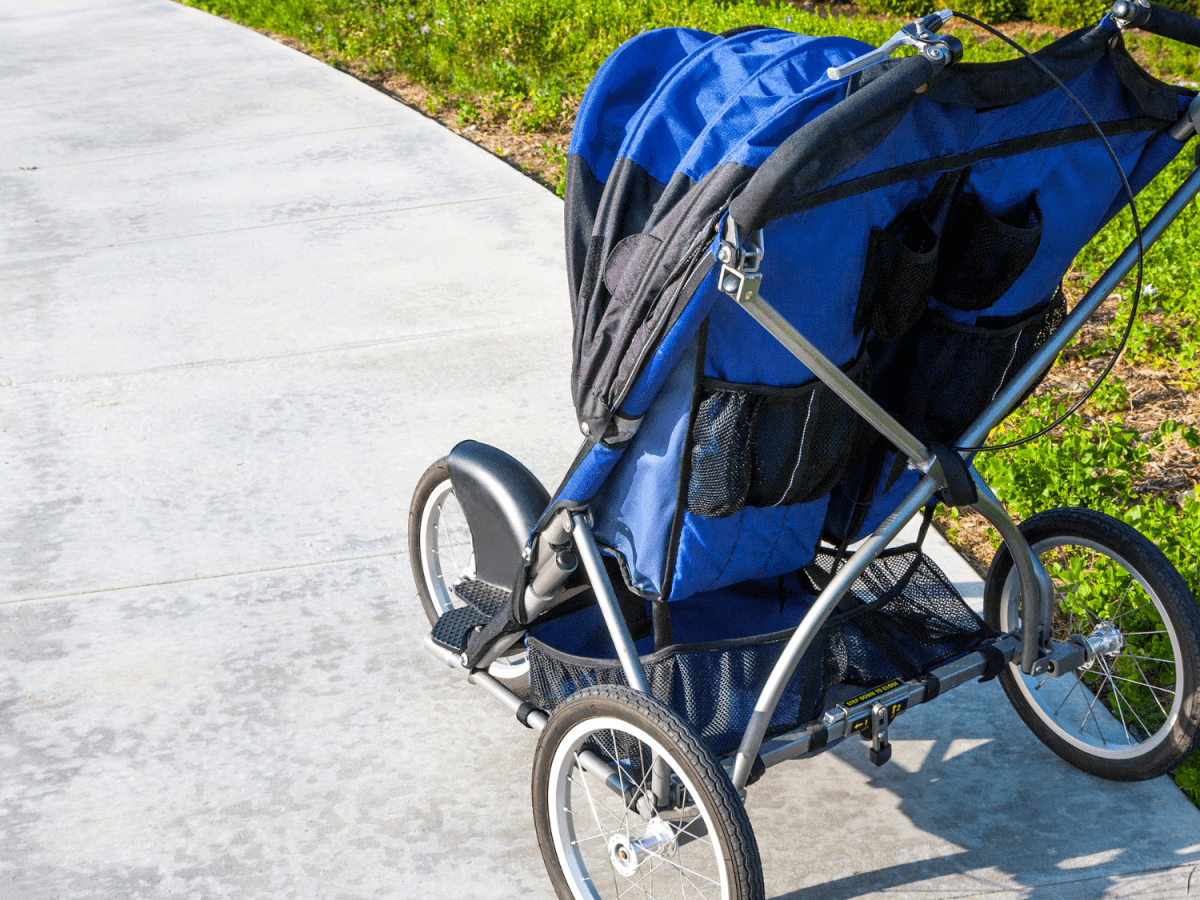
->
408;457;529;691
532;685;764;900
984;507;1200;781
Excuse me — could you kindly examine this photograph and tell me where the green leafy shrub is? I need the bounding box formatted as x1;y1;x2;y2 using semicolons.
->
858;0;1027;25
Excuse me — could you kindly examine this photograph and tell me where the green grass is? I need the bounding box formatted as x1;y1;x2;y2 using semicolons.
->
184;0;1200;804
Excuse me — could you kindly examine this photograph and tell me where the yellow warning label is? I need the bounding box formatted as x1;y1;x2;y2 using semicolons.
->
842;680;903;709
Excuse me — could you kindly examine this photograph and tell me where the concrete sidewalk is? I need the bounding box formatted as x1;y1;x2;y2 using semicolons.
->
2;1;1197;897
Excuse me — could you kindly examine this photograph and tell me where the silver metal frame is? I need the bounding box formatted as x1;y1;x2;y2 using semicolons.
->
423;141;1200;797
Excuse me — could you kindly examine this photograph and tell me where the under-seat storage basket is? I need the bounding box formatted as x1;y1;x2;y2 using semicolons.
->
527;547;996;756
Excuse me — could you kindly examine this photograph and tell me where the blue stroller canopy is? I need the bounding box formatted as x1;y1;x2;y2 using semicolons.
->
552;19;1190;606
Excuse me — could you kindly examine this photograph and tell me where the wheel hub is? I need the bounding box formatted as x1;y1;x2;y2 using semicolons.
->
1081;621;1125;670
607;817;676;876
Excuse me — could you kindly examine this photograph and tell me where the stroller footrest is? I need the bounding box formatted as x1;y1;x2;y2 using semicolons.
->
431;604;490;654
452;578;509;617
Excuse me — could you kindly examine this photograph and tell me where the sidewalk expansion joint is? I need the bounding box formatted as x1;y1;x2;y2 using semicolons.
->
0;548;412;607
0;322;531;389
0;191;542;265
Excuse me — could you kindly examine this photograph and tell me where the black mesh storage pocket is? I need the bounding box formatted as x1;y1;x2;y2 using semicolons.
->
854;209;939;341
748;353;871;508
688;356;870;518
688;389;758;518
933;191;1042;311
903;288;1067;444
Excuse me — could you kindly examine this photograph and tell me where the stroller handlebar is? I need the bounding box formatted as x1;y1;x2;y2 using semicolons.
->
1114;0;1200;48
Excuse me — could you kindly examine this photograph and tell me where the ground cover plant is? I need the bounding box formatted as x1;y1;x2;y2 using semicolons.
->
182;0;1200;803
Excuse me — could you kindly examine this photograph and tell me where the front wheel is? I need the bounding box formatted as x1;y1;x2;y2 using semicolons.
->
984;507;1200;781
408;458;529;690
532;685;764;900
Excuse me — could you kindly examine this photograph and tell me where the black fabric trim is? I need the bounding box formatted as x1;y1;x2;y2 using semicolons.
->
792;117;1166;215
908;24;1192;117
515;702;539;728
920;672;942;703
978;643;1009;682
930;441;979;508
661;319;709;604
719;24;770;39
808;722;830;752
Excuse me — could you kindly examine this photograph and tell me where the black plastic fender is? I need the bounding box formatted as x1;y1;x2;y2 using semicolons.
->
447;440;551;589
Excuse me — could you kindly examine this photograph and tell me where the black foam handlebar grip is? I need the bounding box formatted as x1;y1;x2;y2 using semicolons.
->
1124;2;1200;48
727;53;941;236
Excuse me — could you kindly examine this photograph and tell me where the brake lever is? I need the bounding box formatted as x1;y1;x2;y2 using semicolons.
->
827;10;959;81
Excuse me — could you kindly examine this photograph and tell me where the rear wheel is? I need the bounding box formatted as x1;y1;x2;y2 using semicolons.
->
532;685;764;900
408;458;529;689
984;507;1200;780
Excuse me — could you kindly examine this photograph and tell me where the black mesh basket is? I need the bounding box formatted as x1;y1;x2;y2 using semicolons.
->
528;546;996;757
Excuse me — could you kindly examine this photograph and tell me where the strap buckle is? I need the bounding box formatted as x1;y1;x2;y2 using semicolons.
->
716;218;765;306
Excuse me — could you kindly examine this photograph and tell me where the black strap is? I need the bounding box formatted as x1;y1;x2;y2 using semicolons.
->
929;441;978;508
651;599;674;651
920;672;942;703
808;723;829;753
515;702;539;729
978;644;1008;682
915;503;936;548
747;755;768;786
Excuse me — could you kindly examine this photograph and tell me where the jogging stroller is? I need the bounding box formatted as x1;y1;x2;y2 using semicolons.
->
411;5;1200;897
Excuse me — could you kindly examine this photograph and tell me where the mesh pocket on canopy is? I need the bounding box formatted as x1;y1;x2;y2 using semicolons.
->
933;191;1043;312
855;208;939;341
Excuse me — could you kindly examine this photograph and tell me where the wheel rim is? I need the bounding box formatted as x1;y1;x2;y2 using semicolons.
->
418;478;527;680
547;715;730;900
1000;536;1185;760
419;479;474;615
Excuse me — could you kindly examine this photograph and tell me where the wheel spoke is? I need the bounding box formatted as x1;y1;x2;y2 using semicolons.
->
1104;671;1175;697
1120;652;1176;666
1125;651;1172;718
571;755;621;836
1105;577;1138;622
1109;602;1153;626
1078;670;1111;740
1052;674;1084;715
1094;655;1134;745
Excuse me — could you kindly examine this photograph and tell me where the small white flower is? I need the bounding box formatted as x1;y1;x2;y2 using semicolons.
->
1142;283;1160;297
420;23;431;34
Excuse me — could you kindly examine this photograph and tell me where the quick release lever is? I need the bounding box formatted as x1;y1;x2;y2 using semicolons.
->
827;10;961;81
